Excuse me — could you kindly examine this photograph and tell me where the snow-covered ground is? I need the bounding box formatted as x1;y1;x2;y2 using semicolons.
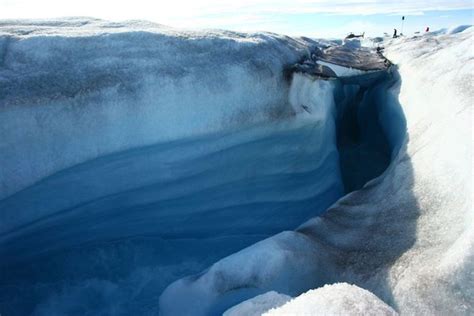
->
0;18;472;315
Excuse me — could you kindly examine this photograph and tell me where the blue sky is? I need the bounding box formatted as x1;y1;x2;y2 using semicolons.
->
0;0;472;37
259;9;474;37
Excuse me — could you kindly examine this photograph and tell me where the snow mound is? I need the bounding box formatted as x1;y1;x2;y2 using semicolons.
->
264;283;397;316
158;231;332;316
447;25;472;34
223;291;291;316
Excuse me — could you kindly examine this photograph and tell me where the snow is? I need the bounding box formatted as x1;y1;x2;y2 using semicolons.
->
447;25;472;34
223;291;291;316
1;19;342;315
0;18;472;316
264;283;398;315
158;231;336;316
159;66;402;315
160;27;473;315
0;18;317;202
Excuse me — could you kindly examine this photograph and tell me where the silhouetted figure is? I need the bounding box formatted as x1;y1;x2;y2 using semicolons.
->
393;28;398;38
425;26;430;32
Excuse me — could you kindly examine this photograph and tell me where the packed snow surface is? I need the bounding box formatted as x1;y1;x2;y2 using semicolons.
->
264;283;398;315
0;18;472;316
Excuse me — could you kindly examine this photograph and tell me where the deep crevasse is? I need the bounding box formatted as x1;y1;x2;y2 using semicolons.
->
1;20;347;316
159;66;403;316
164;28;473;316
0;19;472;316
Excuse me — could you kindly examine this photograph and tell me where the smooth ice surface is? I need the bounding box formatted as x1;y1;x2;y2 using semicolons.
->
264;283;397;315
160;27;473;315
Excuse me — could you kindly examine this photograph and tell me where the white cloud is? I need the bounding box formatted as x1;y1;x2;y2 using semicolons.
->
0;0;471;20
0;0;471;36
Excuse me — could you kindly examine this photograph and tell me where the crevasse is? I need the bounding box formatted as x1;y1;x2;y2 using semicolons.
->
0;25;400;315
159;66;406;316
1;20;472;316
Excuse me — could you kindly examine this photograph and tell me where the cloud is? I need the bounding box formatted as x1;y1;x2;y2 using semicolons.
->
388;11;425;16
0;0;471;36
0;0;472;20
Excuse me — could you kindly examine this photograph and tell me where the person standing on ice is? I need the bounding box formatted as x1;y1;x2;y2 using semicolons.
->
393;28;398;38
425;26;430;32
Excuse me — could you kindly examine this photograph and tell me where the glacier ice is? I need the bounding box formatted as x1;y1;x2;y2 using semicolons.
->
0;18;472;316
0;18;318;202
0;19;340;315
158;65;403;315
160;28;473;315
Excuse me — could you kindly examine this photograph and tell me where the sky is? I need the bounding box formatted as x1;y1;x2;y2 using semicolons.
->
0;0;473;38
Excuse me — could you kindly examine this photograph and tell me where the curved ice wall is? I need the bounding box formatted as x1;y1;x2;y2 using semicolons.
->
1;18;471;316
0;18;315;202
0;19;328;238
159;65;403;316
0;19;347;315
160;28;473;315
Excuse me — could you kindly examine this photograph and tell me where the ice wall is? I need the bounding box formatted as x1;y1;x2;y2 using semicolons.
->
159;67;399;315
159;76;347;315
1;19;471;315
0;19;347;315
0;18;316;201
160;29;473;315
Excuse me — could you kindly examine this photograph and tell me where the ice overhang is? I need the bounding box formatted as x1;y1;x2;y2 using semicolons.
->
292;43;392;80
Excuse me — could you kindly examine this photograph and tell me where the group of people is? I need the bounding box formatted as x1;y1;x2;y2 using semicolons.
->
393;26;430;38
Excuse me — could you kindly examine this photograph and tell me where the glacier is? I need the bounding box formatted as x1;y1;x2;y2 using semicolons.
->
0;18;472;315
